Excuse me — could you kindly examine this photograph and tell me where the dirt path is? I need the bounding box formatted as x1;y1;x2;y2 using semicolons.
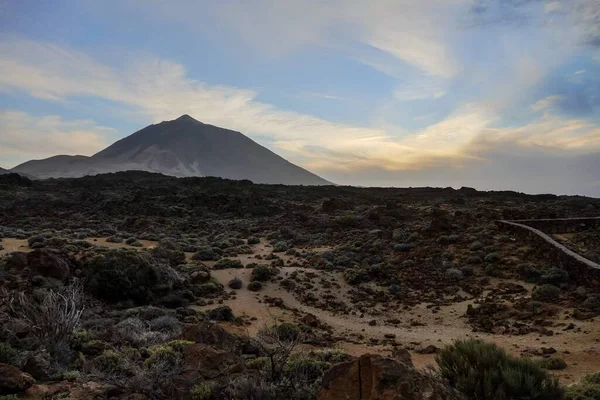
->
201;266;600;384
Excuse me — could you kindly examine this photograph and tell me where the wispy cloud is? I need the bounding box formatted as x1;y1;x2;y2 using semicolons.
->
0;110;113;166
530;95;563;112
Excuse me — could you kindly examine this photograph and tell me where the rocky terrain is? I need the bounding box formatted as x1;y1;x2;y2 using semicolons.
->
1;171;600;399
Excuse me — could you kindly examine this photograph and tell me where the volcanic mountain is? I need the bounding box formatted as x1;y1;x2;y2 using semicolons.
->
12;115;331;185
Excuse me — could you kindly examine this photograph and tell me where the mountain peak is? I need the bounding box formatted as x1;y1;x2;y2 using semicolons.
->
175;114;198;122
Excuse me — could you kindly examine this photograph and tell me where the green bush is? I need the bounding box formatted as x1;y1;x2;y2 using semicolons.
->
191;382;215;400
343;268;367;284
228;277;243;289
93;349;129;375
540;267;569;285
284;357;329;382
565;372;600;400
273;242;288;253
275;323;301;341
532;284;561;303
84;249;174;304
436;339;563;399
144;345;181;369
247;236;260;245
247;281;262;291
151;241;186;267
214;258;243;269
251;264;274;282
0;343;20;366
207;306;235;322
540;357;567;370
192;246;217;261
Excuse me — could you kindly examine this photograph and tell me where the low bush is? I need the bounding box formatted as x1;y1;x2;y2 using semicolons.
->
540;267;569;285
565;372;600;400
206;306;235;322
0;343;21;366
151;241;186;267
532;284;561;303
247;281;262;291
192;246;217;261
540;357;567;370
84;249;181;304
275;323;301;341
214;258;244;269
273;242;288;253
436;339;563;399
251;264;274;282
247;236;260;245
228;277;243;289
191;382;215;400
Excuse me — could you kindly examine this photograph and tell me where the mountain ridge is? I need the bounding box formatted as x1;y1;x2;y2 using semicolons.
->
12;116;331;185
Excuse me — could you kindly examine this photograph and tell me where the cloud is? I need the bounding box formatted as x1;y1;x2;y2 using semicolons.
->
530;95;563;112
131;0;466;78
0;36;483;172
0;110;113;166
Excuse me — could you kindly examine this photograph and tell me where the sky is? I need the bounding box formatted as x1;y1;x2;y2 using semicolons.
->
1;0;600;196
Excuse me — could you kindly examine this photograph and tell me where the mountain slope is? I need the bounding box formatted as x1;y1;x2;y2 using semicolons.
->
12;115;330;185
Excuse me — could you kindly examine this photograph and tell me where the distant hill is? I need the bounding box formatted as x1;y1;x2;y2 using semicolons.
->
12;115;330;185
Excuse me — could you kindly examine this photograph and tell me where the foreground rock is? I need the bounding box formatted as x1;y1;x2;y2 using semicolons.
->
317;354;451;400
0;363;35;394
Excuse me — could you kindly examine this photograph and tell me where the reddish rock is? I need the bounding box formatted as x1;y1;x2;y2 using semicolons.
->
0;363;35;394
318;354;450;400
182;343;243;380
26;249;70;280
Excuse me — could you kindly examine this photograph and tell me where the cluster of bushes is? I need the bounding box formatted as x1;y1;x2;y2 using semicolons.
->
436;339;563;399
83;249;184;305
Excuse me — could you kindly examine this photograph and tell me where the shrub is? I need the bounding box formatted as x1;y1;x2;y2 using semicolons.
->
207;306;235;322
144;345;181;369
532;284;561;303
251;264;274;282
9;281;84;365
191;382;215;400
151;242;186;267
309;348;351;363
93;349;129;375
275;323;301;341
106;235;123;243
523;265;542;283
484;264;501;277
247;237;260;245
540;267;569;285
0;343;20;366
343;268;368;284
565;372;600;400
436;339;563;399
246;357;271;370
247;281;262;291
27;234;46;248
192;246;217;261
84;249;180;304
284;357;328;382
445;268;464;281
147;315;182;336
273;242;288;253
214;258;244;269
540;357;567;370
228;277;243;289
484;252;500;263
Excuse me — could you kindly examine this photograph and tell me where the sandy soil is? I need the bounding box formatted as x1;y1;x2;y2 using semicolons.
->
0;238;29;256
3;236;599;382
200;264;600;384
